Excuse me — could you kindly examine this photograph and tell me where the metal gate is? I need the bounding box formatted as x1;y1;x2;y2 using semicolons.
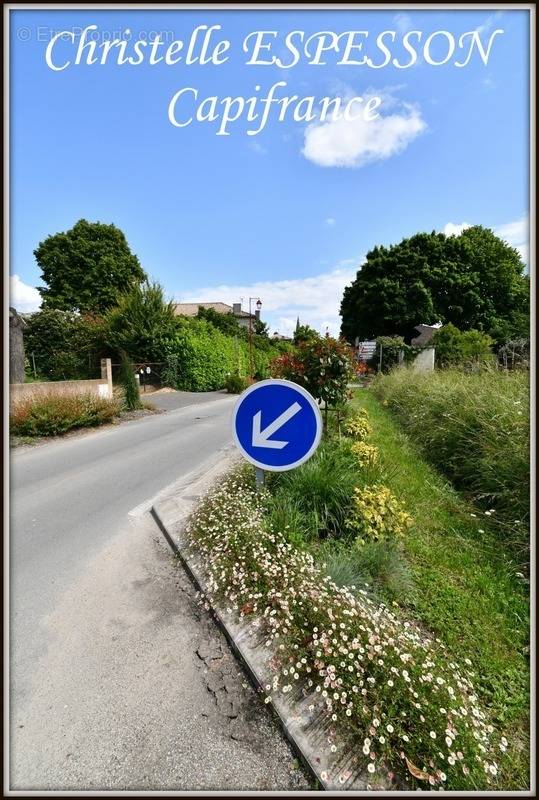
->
111;361;166;392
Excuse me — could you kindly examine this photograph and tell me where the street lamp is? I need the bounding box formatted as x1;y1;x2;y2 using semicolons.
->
248;297;262;381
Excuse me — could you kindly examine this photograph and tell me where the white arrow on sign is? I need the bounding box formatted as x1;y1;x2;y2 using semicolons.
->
252;401;302;449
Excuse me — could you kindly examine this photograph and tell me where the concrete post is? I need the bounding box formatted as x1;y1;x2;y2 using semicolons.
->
100;358;113;398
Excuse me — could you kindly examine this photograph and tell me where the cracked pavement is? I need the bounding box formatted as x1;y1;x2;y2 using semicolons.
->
10;512;309;790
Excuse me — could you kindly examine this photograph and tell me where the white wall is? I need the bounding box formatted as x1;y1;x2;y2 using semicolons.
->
411;347;435;371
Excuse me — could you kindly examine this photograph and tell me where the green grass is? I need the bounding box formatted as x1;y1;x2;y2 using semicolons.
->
267;441;359;538
371;368;529;563
316;538;416;602
351;388;529;787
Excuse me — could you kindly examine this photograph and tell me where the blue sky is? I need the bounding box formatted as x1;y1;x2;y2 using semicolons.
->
10;8;530;335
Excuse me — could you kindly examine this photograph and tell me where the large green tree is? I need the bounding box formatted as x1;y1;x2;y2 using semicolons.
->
35;219;146;313
340;226;529;343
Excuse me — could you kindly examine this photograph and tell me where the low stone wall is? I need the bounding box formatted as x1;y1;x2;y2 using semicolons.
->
10;378;112;405
10;358;114;405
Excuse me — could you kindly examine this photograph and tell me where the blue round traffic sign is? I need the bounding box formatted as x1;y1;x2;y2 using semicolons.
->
232;379;323;472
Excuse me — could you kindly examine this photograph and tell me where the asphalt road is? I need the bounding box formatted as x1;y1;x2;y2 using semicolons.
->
148;389;229;412
9;393;307;790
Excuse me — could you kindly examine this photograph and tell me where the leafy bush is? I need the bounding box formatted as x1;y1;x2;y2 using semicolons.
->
344;409;373;439
162;318;246;390
432;324;494;368
10;392;121;436
118;350;142;410
293;323;320;345
349;485;413;544
23;309;109;380
224;372;248;394
162;317;283;391
372;368;529;557
196;306;246;338
105;280;177;362
271;337;355;412
350;440;379;468
268;350;303;381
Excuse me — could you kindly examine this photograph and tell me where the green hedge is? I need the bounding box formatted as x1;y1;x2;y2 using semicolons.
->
162;318;287;391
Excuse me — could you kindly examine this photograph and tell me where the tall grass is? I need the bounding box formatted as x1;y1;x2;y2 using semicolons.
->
372;368;529;557
267;441;358;537
10;392;122;437
351;389;529;787
316;539;415;603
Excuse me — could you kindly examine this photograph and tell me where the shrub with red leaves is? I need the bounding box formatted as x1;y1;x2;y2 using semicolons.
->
270;337;355;409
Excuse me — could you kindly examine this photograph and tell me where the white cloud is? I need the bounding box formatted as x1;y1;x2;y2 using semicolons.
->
248;141;267;155
475;11;503;35
302;92;426;168
444;222;471;237
393;13;413;34
10;274;41;313
482;76;496;90
495;216;529;264
325;217;336;226
176;261;360;338
443;216;529;264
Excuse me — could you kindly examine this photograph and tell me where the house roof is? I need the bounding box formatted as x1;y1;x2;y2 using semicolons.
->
411;324;439;347
9;307;27;326
173;302;256;318
173;302;232;316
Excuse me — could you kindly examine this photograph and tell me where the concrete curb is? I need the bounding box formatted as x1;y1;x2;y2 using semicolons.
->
152;451;371;793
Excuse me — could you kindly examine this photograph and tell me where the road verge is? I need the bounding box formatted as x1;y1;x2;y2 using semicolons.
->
151;449;370;792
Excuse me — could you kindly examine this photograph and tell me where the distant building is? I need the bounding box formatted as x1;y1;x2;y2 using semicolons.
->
272;331;292;341
173;301;259;330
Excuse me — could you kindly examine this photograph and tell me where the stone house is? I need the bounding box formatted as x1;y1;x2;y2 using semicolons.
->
173;301;259;330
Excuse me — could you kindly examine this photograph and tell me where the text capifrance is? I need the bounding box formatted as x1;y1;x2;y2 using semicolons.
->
44;24;505;135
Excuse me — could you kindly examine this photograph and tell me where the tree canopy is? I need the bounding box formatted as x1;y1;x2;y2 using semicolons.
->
23;308;109;380
195;306;246;338
293;322;320;345
105;281;177;361
340;226;529;344
35;219;146;313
